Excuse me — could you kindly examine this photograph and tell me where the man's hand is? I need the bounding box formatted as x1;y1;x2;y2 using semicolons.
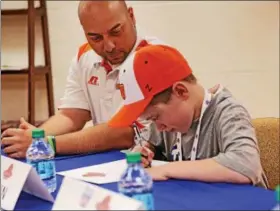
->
146;166;169;181
1;118;35;158
131;141;155;168
19;117;36;130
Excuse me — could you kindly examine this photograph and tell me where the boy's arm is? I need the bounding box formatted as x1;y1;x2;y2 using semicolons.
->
157;158;250;183
151;104;262;184
211;103;263;185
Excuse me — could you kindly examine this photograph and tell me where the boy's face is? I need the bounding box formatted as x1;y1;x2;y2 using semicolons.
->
142;82;195;133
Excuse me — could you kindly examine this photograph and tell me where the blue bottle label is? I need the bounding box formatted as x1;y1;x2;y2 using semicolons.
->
133;193;154;210
31;160;55;180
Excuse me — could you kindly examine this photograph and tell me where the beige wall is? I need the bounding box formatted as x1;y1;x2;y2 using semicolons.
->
1;1;279;121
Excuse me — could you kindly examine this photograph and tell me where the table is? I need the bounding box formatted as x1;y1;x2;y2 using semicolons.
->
8;150;276;210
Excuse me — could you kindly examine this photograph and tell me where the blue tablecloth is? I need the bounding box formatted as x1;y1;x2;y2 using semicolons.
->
5;150;276;210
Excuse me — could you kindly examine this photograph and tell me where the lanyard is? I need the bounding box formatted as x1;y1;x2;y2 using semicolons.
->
171;88;212;161
132;121;150;147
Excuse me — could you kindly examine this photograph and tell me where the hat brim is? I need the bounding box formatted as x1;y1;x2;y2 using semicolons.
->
108;96;153;128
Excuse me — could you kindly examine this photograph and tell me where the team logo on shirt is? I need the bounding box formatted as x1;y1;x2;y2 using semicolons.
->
116;83;126;100
88;76;99;86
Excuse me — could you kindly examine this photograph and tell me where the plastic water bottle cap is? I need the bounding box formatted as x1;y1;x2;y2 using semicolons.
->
126;152;141;163
32;129;45;138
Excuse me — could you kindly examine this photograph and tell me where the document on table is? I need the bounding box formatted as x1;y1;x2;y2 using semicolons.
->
57;159;168;184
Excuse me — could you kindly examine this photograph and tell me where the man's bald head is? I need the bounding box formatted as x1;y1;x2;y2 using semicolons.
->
77;0;137;65
78;1;128;23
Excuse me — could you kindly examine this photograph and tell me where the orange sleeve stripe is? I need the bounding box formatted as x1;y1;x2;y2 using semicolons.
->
77;43;92;61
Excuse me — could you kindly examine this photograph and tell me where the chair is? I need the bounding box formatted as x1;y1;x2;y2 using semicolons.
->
1;0;55;125
252;117;280;189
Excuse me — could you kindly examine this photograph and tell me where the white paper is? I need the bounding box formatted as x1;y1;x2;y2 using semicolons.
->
1;156;31;211
57;159;168;184
1;155;54;211
120;149;130;154
23;168;54;203
52;177;144;210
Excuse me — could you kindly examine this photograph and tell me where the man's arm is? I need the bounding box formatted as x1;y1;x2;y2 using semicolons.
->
1;110;134;157
39;108;91;136
1;108;91;157
55;123;134;155
38;53;92;136
1;54;93;158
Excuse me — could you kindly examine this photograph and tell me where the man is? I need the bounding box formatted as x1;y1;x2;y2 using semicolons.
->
1;1;218;159
1;1;162;158
108;44;268;188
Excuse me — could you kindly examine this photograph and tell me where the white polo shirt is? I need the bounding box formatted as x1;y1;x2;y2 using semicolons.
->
59;35;164;125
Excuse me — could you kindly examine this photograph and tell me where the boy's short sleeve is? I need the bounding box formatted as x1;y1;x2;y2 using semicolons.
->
212;103;263;185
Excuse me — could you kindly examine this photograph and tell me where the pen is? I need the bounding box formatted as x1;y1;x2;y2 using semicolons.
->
132;123;151;168
132;123;142;146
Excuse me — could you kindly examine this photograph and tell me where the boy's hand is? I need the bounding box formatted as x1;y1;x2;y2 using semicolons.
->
132;141;155;168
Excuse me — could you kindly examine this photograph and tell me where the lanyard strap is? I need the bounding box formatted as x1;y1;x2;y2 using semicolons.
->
171;88;212;161
171;132;182;161
190;89;212;160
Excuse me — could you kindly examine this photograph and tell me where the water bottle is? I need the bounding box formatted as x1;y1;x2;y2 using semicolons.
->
118;152;154;210
272;185;280;211
26;129;57;193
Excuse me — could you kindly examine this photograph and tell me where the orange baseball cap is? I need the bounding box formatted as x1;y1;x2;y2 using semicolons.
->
108;44;193;128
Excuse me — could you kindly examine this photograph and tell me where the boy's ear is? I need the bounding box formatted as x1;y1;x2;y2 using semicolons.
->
172;82;189;99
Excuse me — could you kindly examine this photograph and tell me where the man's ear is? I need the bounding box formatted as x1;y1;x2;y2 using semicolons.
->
128;7;136;26
172;82;189;99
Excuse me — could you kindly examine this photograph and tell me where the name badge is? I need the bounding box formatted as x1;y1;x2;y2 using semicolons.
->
52;177;144;210
1;156;54;210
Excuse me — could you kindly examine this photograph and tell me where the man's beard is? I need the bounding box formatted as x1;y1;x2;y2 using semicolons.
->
105;51;128;65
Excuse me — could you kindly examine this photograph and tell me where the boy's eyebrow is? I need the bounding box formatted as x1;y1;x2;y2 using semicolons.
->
145;114;156;121
146;116;152;121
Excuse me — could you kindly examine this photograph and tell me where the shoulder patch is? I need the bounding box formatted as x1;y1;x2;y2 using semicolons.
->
77;43;92;61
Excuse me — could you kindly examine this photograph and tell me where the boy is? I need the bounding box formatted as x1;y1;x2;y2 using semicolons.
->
108;44;268;188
